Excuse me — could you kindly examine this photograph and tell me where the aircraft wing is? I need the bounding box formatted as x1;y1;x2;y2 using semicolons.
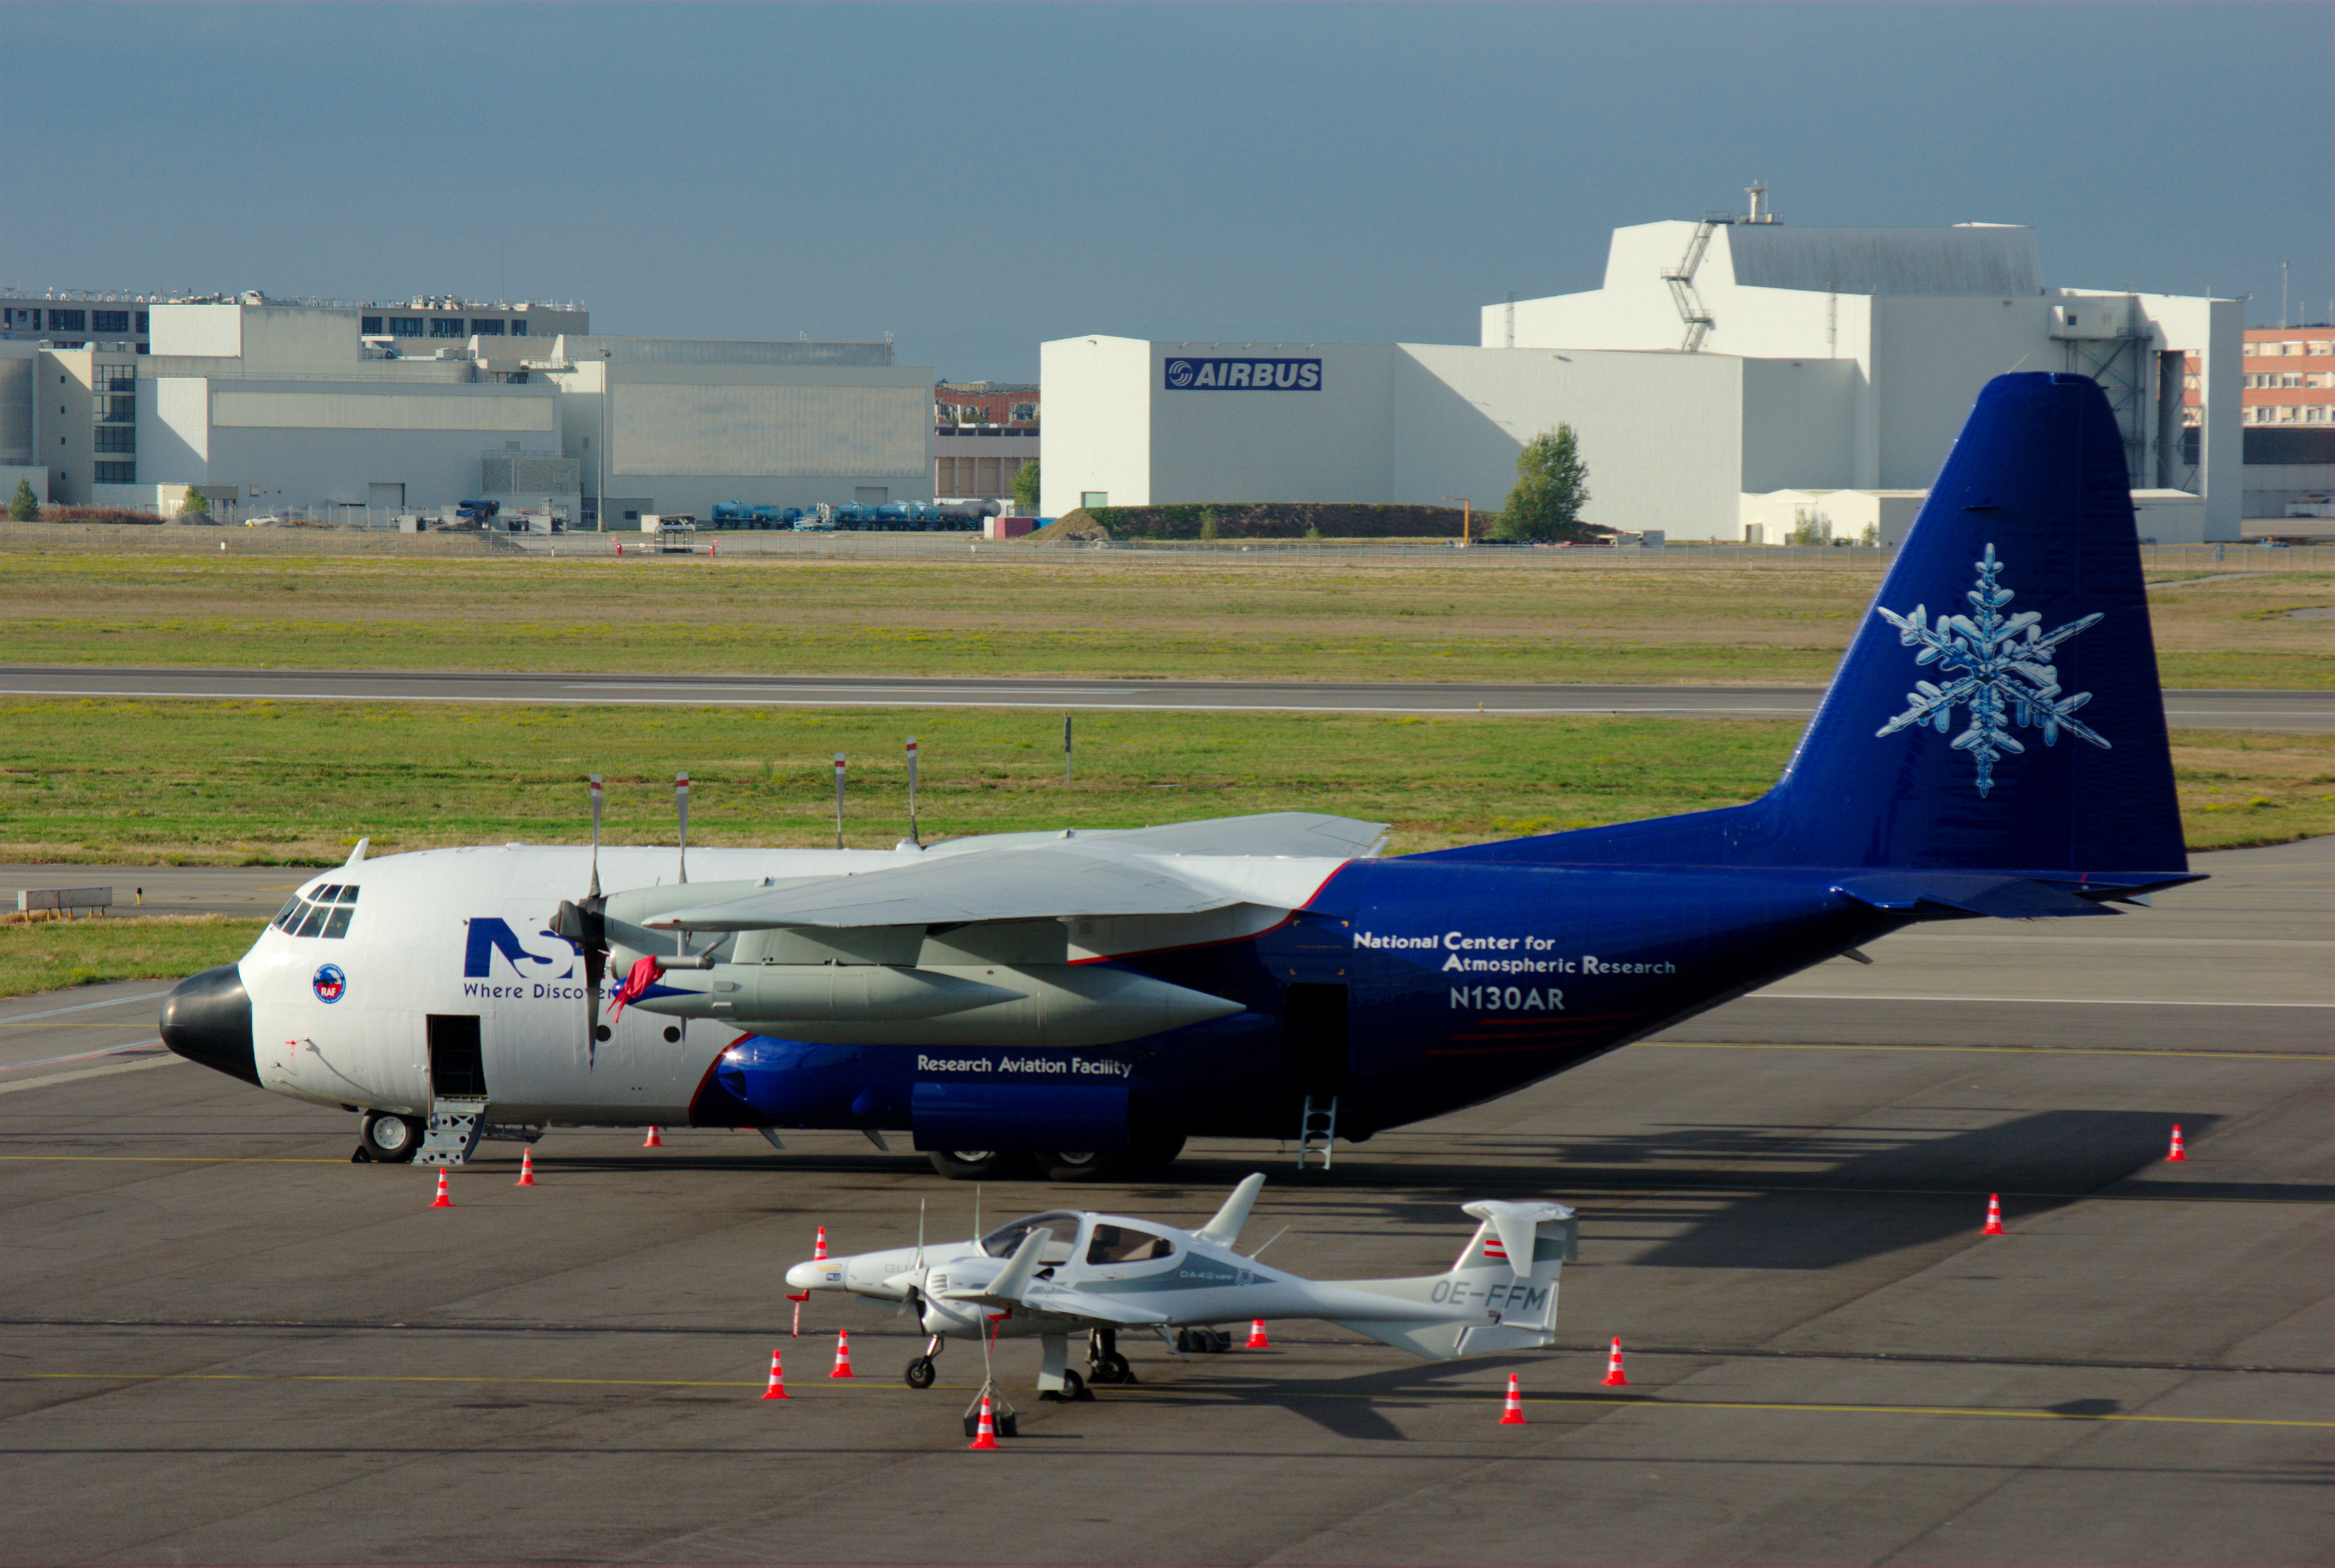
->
644;812;1385;932
937;1281;1172;1327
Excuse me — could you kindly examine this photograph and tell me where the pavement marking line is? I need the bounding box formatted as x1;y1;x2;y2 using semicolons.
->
2;1041;171;1072
1754;993;2333;1008
11;1371;2326;1430
1645;1041;2328;1062
0;991;172;1025
0;1056;182;1096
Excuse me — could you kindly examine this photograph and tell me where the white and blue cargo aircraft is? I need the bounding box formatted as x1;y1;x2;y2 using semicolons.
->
161;374;2197;1178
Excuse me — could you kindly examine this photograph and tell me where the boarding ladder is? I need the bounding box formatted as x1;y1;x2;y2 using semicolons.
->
413;1097;544;1166
1296;1094;1337;1171
415;1096;488;1166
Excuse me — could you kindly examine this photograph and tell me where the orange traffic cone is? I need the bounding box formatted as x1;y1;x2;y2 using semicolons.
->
642;1126;664;1148
830;1328;855;1378
813;1225;829;1261
2168;1124;2188;1162
429;1169;453;1208
1601;1337;1630;1386
515;1148;536;1186
1983;1193;2006;1235
968;1392;1000;1450
1499;1372;1528;1425
1244;1319;1272;1349
760;1349;788;1400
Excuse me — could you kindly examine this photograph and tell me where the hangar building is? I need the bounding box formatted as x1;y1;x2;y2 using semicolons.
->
1041;211;2242;542
2;295;931;525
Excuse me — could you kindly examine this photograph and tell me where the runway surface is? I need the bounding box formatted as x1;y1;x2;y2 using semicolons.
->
0;664;2326;731
0;842;2325;1563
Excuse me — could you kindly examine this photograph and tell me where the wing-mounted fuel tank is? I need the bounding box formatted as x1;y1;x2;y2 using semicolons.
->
616;916;1245;1048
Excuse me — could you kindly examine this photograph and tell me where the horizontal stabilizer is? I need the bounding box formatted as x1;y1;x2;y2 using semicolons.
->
1835;872;2116;919
1326;1317;1472;1361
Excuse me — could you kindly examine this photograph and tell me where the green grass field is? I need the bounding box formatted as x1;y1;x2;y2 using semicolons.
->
2;544;2325;688
0;914;266;999
0;699;2324;867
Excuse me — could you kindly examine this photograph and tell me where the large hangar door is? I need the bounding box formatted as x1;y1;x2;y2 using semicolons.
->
368;483;403;524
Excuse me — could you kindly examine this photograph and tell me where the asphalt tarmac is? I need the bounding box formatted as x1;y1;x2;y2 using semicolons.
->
0;841;2325;1564
0;664;2326;731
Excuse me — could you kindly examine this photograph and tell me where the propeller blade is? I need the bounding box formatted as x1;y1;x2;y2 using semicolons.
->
674;772;689;885
587;774;603;898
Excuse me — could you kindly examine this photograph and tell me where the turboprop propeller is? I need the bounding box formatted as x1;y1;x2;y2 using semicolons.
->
550;774;612;1064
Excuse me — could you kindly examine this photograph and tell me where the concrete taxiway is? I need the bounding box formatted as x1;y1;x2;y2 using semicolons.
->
0;663;2325;731
0;841;2326;1564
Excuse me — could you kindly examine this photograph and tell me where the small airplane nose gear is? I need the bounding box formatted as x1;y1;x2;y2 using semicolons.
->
905;1333;943;1389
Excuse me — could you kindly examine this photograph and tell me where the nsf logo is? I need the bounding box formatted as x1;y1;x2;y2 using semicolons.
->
312;963;348;1004
1162;356;1322;391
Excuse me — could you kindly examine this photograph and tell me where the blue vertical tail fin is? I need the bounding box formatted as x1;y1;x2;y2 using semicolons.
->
1765;371;2185;875
1423;372;2189;879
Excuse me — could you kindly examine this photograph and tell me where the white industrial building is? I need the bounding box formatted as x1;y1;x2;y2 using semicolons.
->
1042;210;2243;542
2;295;932;525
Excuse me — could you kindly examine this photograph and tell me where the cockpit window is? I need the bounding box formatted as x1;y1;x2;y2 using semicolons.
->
274;885;361;939
979;1210;1083;1264
1087;1223;1176;1265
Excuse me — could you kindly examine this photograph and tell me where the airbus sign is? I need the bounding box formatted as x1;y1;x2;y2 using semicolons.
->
1163;357;1322;391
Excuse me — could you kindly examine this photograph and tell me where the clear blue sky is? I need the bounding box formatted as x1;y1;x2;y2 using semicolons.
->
4;2;2326;380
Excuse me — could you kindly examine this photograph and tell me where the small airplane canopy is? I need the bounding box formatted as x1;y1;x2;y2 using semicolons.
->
980;1209;1084;1259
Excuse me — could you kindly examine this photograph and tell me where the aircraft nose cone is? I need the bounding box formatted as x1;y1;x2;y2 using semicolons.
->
159;964;257;1086
785;1262;817;1290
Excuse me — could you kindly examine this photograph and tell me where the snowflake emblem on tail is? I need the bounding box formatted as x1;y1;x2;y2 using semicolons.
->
1873;543;2110;796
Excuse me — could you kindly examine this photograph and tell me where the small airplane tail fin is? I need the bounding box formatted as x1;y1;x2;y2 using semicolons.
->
1420;373;2189;887
1327;1201;1573;1362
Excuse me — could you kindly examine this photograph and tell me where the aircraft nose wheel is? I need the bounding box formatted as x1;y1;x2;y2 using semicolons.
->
904;1356;937;1390
1088;1351;1135;1385
357;1111;421;1163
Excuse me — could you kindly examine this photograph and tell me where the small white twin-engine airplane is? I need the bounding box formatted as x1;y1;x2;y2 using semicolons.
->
159;373;2198;1179
785;1173;1576;1399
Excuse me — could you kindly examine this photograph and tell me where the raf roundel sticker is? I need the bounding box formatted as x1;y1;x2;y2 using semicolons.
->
312;963;347;1004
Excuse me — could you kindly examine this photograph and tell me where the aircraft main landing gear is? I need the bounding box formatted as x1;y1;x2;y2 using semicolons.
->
1036;1332;1094;1402
1087;1326;1136;1385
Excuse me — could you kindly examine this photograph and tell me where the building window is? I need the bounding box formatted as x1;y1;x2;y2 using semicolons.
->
2242;342;2259;356
429;318;465;338
510;320;527;336
96;364;135;394
135;312;149;333
388;316;424;336
90;310;129;334
97;396;135;425
49;309;86;331
471;319;505;336
361;315;383;334
94;426;135;453
93;461;134;483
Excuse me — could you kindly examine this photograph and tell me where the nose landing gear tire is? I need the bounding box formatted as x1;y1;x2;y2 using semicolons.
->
1041;1367;1090;1403
1088;1351;1134;1385
358;1111;423;1163
904;1356;937;1389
